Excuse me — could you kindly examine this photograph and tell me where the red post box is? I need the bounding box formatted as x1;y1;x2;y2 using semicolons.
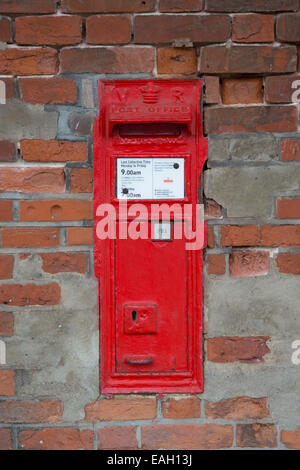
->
94;80;207;393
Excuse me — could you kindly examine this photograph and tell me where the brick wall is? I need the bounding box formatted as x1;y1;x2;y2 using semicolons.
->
0;0;300;450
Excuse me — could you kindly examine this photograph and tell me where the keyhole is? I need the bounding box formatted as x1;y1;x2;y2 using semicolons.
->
132;310;137;322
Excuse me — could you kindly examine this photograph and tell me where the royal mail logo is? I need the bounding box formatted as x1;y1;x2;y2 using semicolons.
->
140;82;160;104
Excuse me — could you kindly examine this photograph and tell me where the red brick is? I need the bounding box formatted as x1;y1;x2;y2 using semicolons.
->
0;18;11;43
20;200;93;222
281;139;300;161
1;228;59;248
61;0;155;13
221;226;260;247
260;225;300;246
70;169;93;193
221;78;263;104
0;429;12;450
207;337;270;363
229;251;270;277
85;397;157;421
0;400;63;423
207;226;214;248
16;16;82;46
40;253;86;274
0;79;16;101
207;254;226;275
0;311;14;336
277;13;300;42
142;424;233;450
200;46;297;74
21;140;87;163
0;370;15;396
160;0;202;12
276;253;300;274
0;167;65;194
0;48;58;75
206;106;298;134
206;397;269;420
203;76;220;104
157;48;197;75
204;198;223;218
281;428;300;449
20;428;93;450
98;426;138;450
60;47;154;74
0;1;56;14
237;424;277;448
265;75;300;103
233;14;274;42
0;283;61;306
277;198;300;218
66;227;93;246
205;0;300;12
20;78;77;105
162;397;201;419
86;15;131;45
135;15;230;44
0;201;13;221
0;255;14;280
0;141;17;162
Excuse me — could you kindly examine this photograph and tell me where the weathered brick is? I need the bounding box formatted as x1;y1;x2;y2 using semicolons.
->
135;15;230;44
1;228;59;248
0;311;14;337
281;139;300;161
0;201;13;221
277;13;300;42
60;47;155;73
21;140;87;163
276;253;300;274
0;48;58;75
157;48;197;75
86;15;131;44
98;426;138;450
232;14;274;42
20;78;77;105
0;78;16;101
142;424;233;450
70;169;93;193
16;16;82;46
20;200;93;222
205;106;298;134
207;337;270;363
265;75;300;103
0;167;65;193
68;112;96;137
221;226;260;247
0;1;56;14
260;225;300;246
204;199;223;219
207;254;226;275
203;76;220;104
85;397;157;421
208;136;278;162
0;283;61;306
160;0;203;12
0;370;15;396
0;141;16;162
0;429;12;450
237;424;277;448
205;0;300;12
221;78;263;104
0;400;63;423
162;398;201;419
0;255;14;280
207;227;214;248
20;428;94;450
61;0;155;13
281;428;300;449
206;397;269;420
66;227;93;246
200;46;297;74
229;251;270;277
40;253;86;274
277;198;300;219
0;18;11;43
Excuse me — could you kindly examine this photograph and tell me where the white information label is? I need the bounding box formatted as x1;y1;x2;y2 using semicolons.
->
117;158;185;200
152;221;172;240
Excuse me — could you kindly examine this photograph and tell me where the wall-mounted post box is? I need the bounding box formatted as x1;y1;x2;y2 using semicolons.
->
94;80;207;393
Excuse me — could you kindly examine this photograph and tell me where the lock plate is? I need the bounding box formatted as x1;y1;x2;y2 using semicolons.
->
123;304;157;334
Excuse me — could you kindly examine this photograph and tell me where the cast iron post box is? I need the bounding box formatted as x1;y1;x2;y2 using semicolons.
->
94;80;207;393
